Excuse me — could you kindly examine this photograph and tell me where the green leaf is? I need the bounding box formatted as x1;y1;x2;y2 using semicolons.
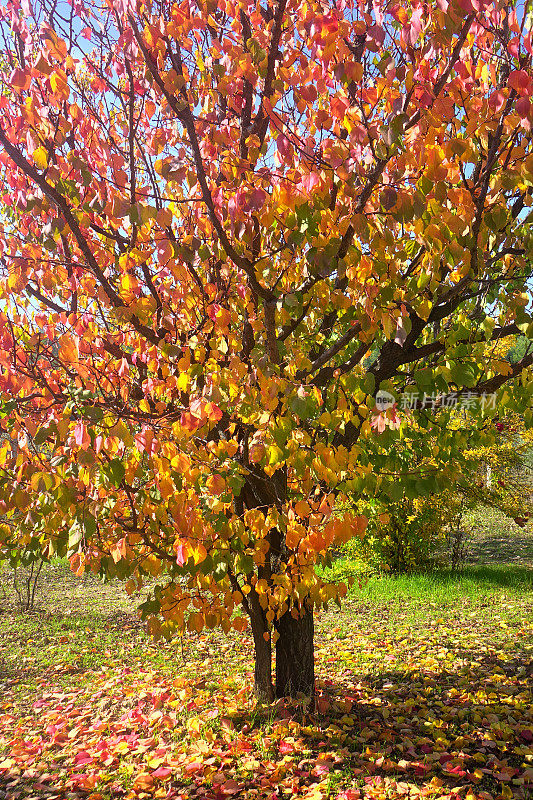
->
84;405;104;422
386;482;403;501
0;400;17;418
83;512;97;538
68;521;83;550
450;363;476;388
362;373;375;396
289;392;313;420
213;561;227;583
414;368;433;390
236;554;254;575
33;424;56;447
102;459;125;487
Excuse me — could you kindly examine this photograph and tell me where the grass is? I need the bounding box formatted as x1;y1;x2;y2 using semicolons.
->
323;560;533;599
465;505;533;565
0;511;532;799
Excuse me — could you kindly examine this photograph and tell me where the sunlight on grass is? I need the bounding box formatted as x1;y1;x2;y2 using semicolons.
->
2;546;533;800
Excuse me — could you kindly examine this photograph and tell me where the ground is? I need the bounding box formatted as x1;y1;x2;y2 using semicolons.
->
0;515;532;800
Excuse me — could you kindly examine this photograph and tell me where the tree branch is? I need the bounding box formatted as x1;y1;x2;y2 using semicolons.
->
0;125;160;345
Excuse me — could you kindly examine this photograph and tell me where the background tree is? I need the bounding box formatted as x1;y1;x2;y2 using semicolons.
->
350;334;533;573
346;414;533;575
0;0;532;702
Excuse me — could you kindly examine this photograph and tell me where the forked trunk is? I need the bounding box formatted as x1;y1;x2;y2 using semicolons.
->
275;604;315;700
238;471;315;702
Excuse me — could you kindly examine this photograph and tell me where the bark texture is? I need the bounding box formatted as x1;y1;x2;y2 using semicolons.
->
249;593;274;702
275;605;315;699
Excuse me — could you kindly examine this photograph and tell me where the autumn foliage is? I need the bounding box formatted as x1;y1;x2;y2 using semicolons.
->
0;0;532;699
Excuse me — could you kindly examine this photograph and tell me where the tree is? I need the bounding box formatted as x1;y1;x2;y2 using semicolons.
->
350;406;533;574
0;0;532;702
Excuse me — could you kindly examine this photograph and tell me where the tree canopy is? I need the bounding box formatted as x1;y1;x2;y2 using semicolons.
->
0;0;532;699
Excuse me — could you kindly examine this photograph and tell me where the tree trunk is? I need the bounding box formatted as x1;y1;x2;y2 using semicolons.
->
275;604;315;700
249;595;274;703
238;468;316;702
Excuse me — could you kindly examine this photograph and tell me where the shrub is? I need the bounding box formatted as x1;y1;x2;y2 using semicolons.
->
350;494;462;574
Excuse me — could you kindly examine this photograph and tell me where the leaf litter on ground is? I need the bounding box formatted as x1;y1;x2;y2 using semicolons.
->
0;561;532;800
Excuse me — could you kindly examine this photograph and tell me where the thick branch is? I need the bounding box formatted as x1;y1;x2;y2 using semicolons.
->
250;0;288;146
297;322;362;381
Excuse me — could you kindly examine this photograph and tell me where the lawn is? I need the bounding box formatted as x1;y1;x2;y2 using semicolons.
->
0;526;532;800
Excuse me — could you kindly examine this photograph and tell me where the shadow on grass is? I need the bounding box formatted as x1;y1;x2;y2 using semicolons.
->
467;531;533;565
0;774;89;800
226;643;533;799
425;563;533;591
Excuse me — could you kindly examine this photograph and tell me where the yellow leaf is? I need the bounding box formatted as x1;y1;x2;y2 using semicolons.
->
159;475;174;499
30;472;43;492
267;444;283;466
417;299;432;321
146;616;162;638
191;543;207;564
176;372;189;392
206;474;225;495
187;717;202;734
295;500;311;518
157;207;173;226
32;146;48;170
0;445;9;468
171;453;190;473
8;271;22;290
121;273;138;293
58;335;79;363
189;612;204;633
163;69;186;93
133;773;154;791
382;313;394;339
50;69;68;98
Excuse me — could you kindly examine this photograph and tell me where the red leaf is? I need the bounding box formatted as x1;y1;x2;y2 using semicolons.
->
516;97;531;118
301;172;321;194
180;410;200;432
151;767;172;779
488;90;506;112
277;134;293;159
74;422;90;450
175;541;189;565
10;68;30;90
205;402;223;423
220;780;241;795
73;751;93;766
508;70;531;94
